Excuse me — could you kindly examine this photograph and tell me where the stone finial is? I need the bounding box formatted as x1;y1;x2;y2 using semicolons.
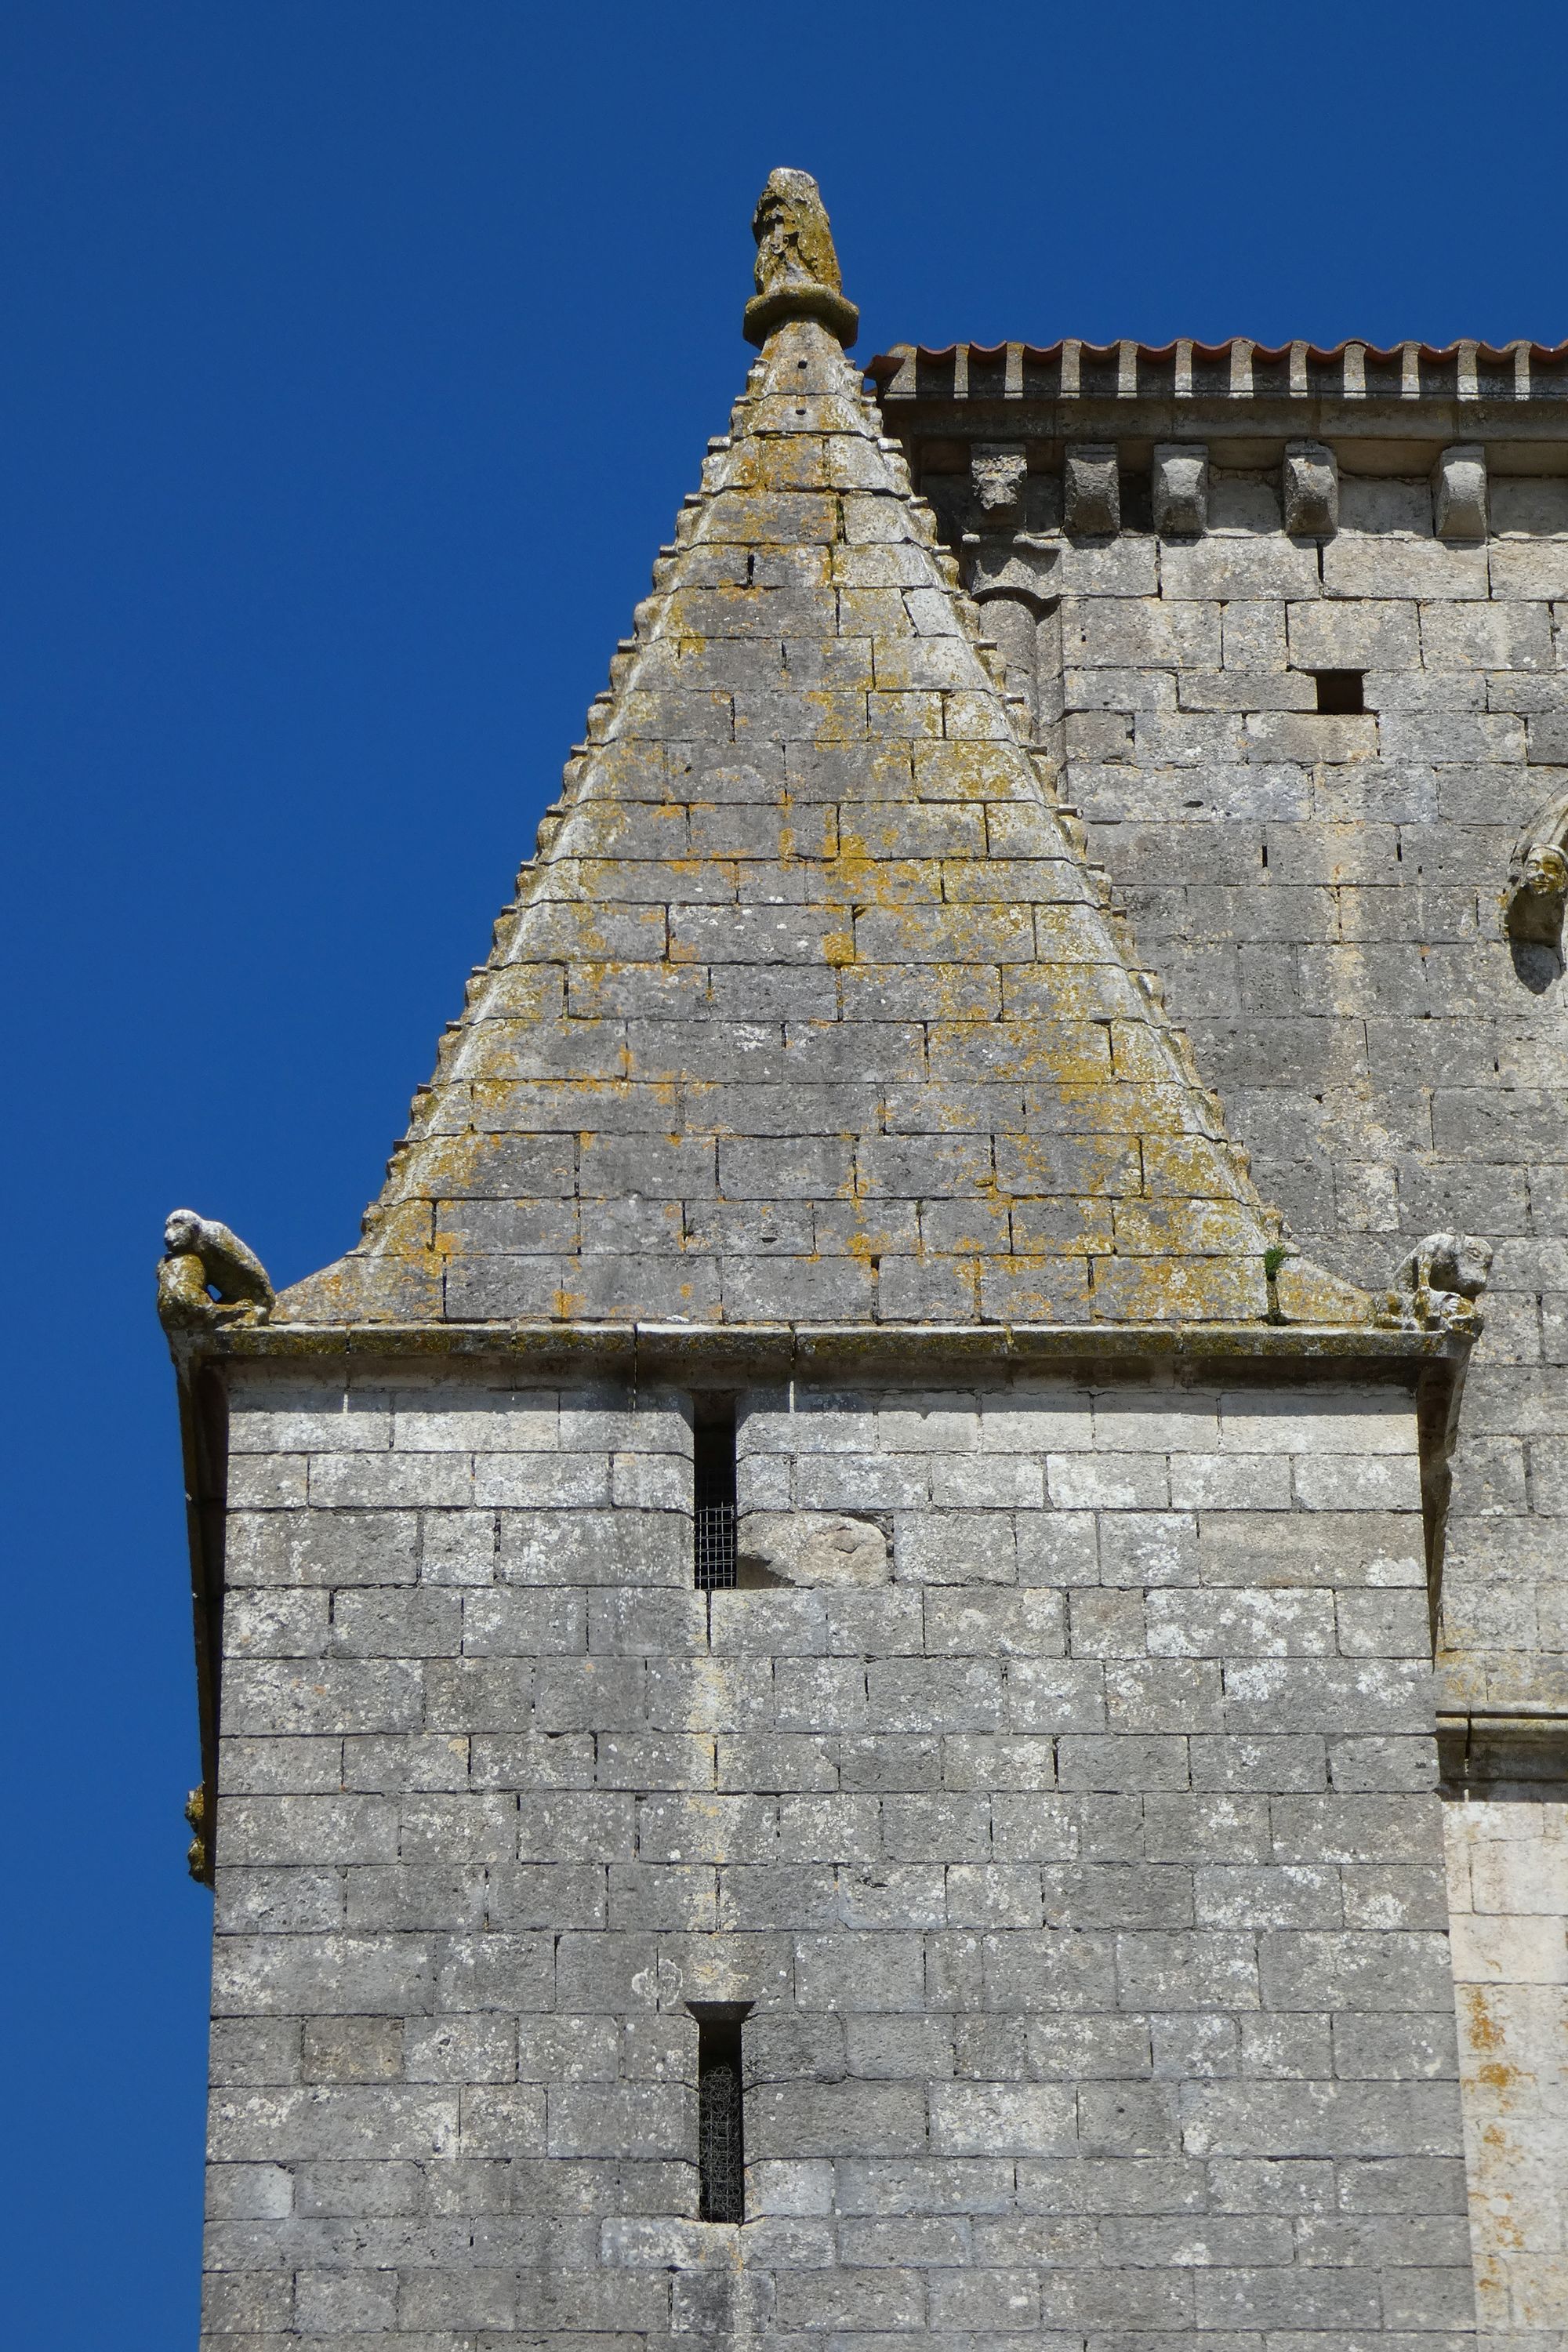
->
158;1208;274;1331
1505;785;1568;946
1381;1230;1494;1334
1283;440;1338;537
743;169;859;348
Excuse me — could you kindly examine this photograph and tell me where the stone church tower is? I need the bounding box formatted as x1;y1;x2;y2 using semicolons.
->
165;173;1566;2349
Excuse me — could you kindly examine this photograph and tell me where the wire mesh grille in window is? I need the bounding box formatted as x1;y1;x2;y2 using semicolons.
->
694;1501;737;1591
693;1402;738;1591
698;2037;745;2222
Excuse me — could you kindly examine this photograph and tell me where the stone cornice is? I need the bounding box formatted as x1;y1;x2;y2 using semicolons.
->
180;1316;1465;1381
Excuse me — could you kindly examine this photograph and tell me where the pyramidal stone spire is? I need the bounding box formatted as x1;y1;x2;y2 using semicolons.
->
277;172;1372;1333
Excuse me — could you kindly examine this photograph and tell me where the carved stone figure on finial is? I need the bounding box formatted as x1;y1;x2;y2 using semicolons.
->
1381;1230;1494;1334
158;1209;274;1331
1505;786;1568;947
743;169;859;349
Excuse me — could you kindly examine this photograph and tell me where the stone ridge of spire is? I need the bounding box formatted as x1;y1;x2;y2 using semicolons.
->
272;291;1374;1334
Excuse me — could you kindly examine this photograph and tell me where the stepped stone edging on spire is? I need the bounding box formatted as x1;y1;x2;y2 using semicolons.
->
270;179;1381;1338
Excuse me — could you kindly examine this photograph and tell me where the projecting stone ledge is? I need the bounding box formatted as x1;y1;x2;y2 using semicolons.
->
187;1309;1474;1384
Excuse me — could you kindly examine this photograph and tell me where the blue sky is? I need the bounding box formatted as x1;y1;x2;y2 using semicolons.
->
2;2;1561;2339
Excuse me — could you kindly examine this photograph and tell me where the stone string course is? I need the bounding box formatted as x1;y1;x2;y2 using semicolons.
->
201;1369;1475;2349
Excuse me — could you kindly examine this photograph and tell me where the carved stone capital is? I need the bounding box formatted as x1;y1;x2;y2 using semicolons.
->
963;533;1061;609
970;442;1029;522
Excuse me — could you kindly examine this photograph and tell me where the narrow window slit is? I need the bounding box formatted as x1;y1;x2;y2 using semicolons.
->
1312;669;1364;713
693;1396;737;1591
691;2003;749;2221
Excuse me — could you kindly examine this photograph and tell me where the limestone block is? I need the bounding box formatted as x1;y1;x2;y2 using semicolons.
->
1339;477;1434;535
1421;597;1553;672
203;1357;1470;2338
1161;536;1322;601
1490;475;1568;538
736;1510;891;1586
1209;474;1282;532
1433;443;1488;541
1064;444;1120;536
1326;536;1490;598
1288;597;1420;671
1152;443;1209;536
1283;441;1339;539
1222;600;1287;669
1047;535;1156;593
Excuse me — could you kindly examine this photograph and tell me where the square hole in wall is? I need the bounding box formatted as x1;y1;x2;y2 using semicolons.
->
1312;669;1365;714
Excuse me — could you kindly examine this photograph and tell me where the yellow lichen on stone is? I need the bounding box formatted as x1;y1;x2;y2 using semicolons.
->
267;262;1377;1335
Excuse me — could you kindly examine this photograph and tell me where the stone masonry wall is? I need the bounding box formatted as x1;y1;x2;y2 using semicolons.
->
204;1360;1473;2348
1443;1780;1568;2348
929;467;1568;2352
965;474;1568;1721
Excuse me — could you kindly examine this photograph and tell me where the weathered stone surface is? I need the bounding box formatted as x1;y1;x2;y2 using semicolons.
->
174;178;1568;2352
1283;441;1340;538
158;1208;273;1331
198;1369;1468;2348
877;321;1568;2347
1445;1780;1568;2343
1152;442;1209;537
270;302;1312;1334
1065;444;1121;538
1434;444;1489;543
736;1510;891;1587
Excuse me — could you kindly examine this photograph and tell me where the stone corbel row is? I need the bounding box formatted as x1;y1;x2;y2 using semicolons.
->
971;439;1489;542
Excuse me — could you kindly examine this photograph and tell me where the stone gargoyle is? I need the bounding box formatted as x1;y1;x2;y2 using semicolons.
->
1380;1230;1494;1335
157;1208;274;1331
743;166;859;348
1504;786;1568;946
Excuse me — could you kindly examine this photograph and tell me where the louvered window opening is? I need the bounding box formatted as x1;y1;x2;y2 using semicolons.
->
693;1400;738;1591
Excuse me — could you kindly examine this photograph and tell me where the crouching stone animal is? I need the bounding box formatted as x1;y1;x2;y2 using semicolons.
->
157;1209;274;1330
1381;1231;1493;1335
